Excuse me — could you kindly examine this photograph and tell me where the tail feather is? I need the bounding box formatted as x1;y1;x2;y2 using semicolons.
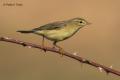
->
17;30;34;33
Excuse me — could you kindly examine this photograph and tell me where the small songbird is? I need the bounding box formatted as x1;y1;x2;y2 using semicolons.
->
17;17;91;54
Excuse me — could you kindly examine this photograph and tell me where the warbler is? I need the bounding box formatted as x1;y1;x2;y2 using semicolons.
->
17;17;91;54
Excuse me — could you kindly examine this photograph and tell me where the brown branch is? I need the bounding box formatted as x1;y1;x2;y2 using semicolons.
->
0;36;120;76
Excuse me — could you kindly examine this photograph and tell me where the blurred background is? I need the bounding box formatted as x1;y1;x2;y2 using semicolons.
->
0;0;120;80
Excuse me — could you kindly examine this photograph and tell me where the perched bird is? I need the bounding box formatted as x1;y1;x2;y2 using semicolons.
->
17;17;91;54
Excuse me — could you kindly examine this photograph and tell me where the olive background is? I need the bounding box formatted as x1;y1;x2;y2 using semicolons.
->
0;0;120;80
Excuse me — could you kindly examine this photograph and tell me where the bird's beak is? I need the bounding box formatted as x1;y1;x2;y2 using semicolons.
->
87;22;92;25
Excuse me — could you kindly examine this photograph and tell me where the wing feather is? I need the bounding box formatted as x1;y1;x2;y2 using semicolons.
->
32;21;66;31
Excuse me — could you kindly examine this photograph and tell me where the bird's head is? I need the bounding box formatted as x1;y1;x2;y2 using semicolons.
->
68;17;91;27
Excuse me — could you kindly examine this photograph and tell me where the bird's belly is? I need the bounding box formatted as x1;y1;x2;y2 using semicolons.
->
42;29;75;41
45;30;70;41
36;26;79;41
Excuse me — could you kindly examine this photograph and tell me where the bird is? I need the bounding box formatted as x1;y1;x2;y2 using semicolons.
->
17;17;91;55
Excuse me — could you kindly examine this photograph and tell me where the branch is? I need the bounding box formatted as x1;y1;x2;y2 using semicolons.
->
0;36;120;76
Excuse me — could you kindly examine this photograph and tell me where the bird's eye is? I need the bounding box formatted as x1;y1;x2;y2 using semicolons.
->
80;21;83;23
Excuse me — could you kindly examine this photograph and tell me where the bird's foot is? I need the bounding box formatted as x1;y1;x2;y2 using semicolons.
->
43;48;47;52
58;48;66;57
52;46;56;49
52;46;65;56
41;45;47;52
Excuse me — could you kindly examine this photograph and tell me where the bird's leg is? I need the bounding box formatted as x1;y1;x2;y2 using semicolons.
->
53;41;65;56
53;41;58;49
52;42;56;49
42;36;46;52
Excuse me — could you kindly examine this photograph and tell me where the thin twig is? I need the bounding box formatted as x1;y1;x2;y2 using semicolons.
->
0;36;120;76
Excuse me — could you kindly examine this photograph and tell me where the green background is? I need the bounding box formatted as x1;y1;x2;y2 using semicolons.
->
0;0;120;80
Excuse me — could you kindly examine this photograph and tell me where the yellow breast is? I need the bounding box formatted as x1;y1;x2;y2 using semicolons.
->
35;24;80;41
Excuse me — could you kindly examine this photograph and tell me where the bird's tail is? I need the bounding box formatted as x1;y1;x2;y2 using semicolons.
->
17;30;34;33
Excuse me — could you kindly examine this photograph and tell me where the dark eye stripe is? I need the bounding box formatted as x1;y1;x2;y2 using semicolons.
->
80;21;83;23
